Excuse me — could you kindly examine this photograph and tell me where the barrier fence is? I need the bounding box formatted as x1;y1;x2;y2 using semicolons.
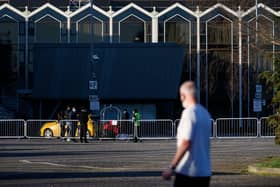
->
97;120;134;139
216;118;258;138
0;120;25;138
138;119;173;139
260;117;276;137
174;119;215;138
26;120;59;138
0;118;277;139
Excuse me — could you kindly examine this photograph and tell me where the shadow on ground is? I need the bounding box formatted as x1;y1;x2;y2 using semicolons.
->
0;171;239;180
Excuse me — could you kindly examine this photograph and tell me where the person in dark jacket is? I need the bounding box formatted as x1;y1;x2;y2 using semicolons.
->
122;109;129;120
57;110;64;121
64;106;71;119
79;108;89;143
57;110;64;137
121;109;130;134
61;106;71;139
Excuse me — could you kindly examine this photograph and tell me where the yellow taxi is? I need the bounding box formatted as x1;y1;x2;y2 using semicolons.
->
40;117;95;138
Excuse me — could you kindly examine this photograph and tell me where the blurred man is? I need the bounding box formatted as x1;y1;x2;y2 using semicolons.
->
162;81;212;187
79;108;89;143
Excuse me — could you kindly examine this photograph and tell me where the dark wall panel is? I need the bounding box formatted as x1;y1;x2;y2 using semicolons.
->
33;43;184;100
33;44;90;99
97;44;184;99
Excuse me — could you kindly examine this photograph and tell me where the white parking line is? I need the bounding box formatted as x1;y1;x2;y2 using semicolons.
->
19;160;32;164
19;160;67;167
18;160;135;171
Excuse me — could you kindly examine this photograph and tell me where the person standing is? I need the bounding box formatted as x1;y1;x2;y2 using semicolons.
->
57;110;64;137
64;106;71;141
132;109;141;143
64;106;71;119
162;81;212;187
122;109;129;120
57;110;64;121
121;109;130;134
66;106;76;142
79;108;89;143
70;107;78;140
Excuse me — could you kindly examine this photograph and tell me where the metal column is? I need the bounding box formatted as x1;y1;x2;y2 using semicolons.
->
151;7;158;43
109;6;113;43
238;7;243;119
196;7;200;102
25;17;29;89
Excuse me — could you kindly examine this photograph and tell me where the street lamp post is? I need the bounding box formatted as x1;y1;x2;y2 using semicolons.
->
89;0;100;117
254;0;262;119
256;0;259;75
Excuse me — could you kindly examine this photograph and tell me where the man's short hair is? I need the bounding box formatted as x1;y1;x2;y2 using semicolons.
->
180;81;196;96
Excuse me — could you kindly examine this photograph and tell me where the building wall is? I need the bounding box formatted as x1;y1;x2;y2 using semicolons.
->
0;2;277;118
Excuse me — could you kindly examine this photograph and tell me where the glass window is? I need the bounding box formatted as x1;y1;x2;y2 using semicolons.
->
0;16;18;44
77;16;103;43
249;16;274;72
204;16;234;118
165;16;190;45
247;16;274;116
208;17;232;62
35;16;60;43
0;16;18;96
120;15;145;43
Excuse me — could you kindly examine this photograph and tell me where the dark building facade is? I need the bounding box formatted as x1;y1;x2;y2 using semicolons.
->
0;0;278;119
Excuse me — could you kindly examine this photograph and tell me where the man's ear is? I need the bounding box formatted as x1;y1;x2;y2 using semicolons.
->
181;95;185;101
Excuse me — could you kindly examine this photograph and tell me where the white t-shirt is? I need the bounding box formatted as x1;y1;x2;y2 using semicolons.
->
175;104;211;177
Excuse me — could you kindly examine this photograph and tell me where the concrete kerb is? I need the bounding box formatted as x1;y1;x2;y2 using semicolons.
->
248;164;280;175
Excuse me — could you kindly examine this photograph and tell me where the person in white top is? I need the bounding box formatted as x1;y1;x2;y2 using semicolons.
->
162;81;212;187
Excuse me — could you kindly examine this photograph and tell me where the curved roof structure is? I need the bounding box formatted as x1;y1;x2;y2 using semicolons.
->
0;2;278;20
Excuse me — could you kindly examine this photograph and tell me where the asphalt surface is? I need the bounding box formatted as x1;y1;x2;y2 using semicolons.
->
0;138;280;187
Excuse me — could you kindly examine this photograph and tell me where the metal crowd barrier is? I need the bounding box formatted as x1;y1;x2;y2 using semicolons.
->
97;119;174;140
210;119;215;138
26;119;96;139
0;119;25;138
0;118;277;139
138;119;174;139
97;120;134;140
174;119;214;138
59;120;80;139
260;117;276;137
216;118;258;138
26;120;59;138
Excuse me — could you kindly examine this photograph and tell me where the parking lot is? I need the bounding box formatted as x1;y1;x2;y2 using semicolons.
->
0;138;280;187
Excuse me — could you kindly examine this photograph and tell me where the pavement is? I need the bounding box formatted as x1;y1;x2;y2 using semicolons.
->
0;138;280;187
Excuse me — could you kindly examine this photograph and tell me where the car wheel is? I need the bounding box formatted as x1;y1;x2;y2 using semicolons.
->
44;129;53;138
